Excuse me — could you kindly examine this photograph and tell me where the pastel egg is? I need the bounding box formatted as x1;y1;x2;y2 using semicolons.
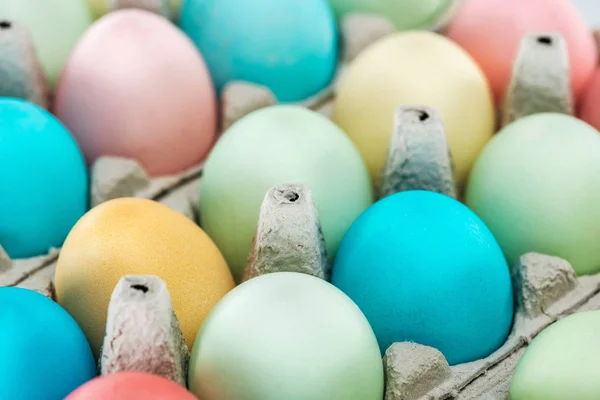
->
189;272;384;400
54;197;235;357
328;0;455;30
466;113;600;276
0;287;96;400
333;31;495;189
0;0;92;88
54;9;216;177
331;191;513;365
579;68;600;131
0;98;88;259
179;0;338;102
199;105;374;281
446;0;597;103
66;372;196;400
510;311;600;400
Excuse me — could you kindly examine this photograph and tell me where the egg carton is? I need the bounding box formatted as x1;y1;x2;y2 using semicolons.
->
0;4;592;398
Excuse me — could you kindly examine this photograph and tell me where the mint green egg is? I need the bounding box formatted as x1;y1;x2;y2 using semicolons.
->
466;113;600;275
328;0;455;30
0;0;92;88
199;106;374;281
510;310;600;400
188;272;384;400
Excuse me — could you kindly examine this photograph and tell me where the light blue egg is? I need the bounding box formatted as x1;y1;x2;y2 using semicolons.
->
0;98;88;258
0;287;97;400
179;0;338;102
331;190;513;365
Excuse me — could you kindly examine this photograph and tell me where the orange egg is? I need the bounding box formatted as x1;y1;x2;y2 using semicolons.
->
54;198;235;357
54;9;217;177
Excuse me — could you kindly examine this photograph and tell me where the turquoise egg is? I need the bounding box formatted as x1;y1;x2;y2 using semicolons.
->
331;191;513;365
0;287;97;400
179;0;338;102
0;98;88;258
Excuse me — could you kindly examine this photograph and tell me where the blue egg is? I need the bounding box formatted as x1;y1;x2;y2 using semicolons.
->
179;0;338;102
331;191;513;365
0;98;88;258
0;287;97;399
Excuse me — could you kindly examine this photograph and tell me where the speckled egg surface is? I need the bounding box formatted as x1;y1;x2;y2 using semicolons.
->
331;191;514;365
0;98;88;259
0;287;96;400
54;198;235;358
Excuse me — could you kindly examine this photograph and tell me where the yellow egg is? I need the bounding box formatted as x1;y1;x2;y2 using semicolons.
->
333;31;495;189
54;198;235;357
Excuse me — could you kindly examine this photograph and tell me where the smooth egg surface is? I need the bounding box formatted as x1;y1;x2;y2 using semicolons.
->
54;198;235;358
0;98;88;259
328;0;455;30
331;190;513;365
179;0;338;102
0;0;92;88
189;272;384;400
199;105;374;281
54;9;217;177
0;287;96;400
510;311;600;400
333;31;495;190
65;372;197;400
466;113;600;276
579;67;600;131
446;0;597;103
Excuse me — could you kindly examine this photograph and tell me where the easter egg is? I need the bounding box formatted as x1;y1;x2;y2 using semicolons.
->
54;9;216;177
0;287;96;400
189;272;384;400
580;68;600;131
0;98;88;259
509;311;600;400
54;197;235;357
199;105;374;281
446;0;597;103
466;114;600;276
65;372;196;400
333;31;495;189
331;191;513;365
179;0;338;102
0;0;92;88
87;0;182;20
328;0;455;30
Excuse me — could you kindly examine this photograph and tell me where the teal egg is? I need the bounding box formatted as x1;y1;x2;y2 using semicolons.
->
331;191;513;365
466;113;600;275
510;311;600;400
199;105;374;281
188;272;384;400
0;98;88;258
179;0;338;102
0;287;97;400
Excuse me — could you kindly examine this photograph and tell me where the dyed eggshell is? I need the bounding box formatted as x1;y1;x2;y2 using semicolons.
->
65;372;196;400
0;0;92;88
331;191;513;365
87;0;182;20
466;114;600;276
0;287;96;400
333;31;495;189
328;0;454;30
446;0;597;103
54;9;216;177
580;68;600;131
510;311;600;400
179;0;338;102
54;198;235;357
0;98;88;259
189;272;384;400
199;105;374;281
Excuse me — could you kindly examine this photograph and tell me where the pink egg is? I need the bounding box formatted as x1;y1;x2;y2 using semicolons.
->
54;9;216;176
580;68;600;130
446;0;597;104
